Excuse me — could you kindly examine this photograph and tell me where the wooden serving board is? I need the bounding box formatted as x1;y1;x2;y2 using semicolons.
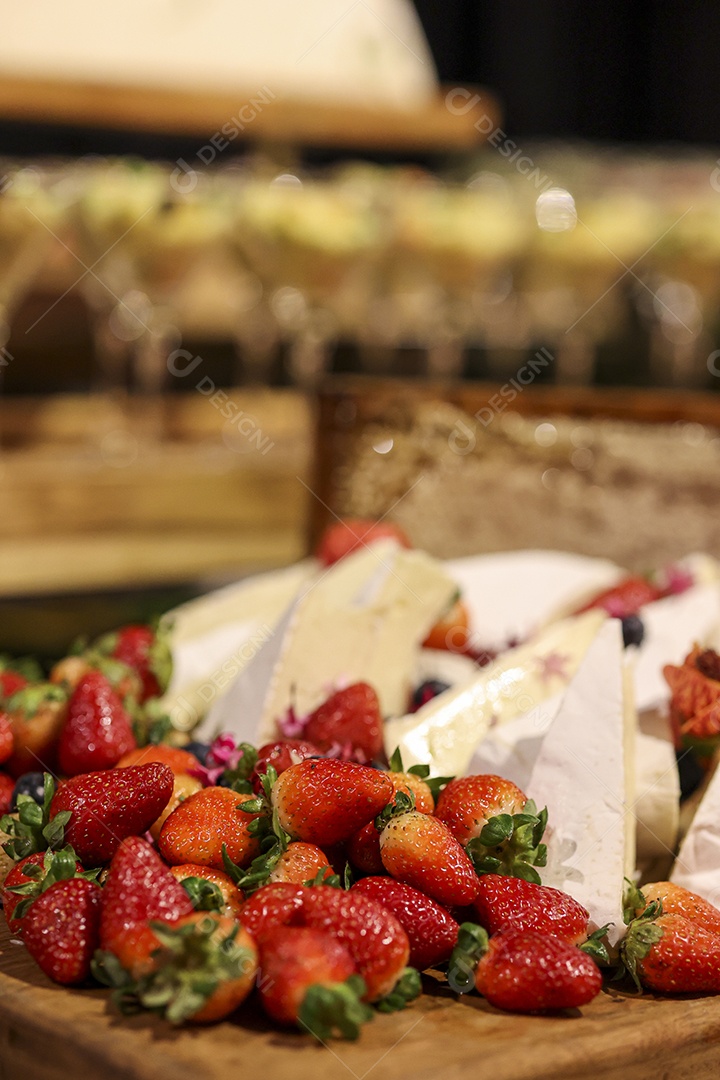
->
0;924;718;1080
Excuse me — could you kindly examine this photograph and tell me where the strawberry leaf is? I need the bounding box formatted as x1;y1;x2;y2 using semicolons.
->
619;905;665;991
304;868;341;888
374;967;422;1013
466;801;548;884
374;789;415;832
1;774;68;861
180;876;225;913
298;974;373;1041
423;774;454;801
579;925;612;966
387;747;404;773
623;877;647;925
447;922;489;993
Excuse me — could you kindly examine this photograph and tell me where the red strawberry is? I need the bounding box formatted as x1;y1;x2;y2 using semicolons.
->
158;786;262;872
101;913;258;1023
304;683;383;764
251;739;321;793
0;670;29;700
95;624;171;703
351;876;459;970
50;762;174;866
4;684;69;778
300;885;410;1001
57;671;136;776
316;518;410;568
2;849;86;934
268;842;334;886
422;597;471;653
116;744;199;777
638;880;720;936
624;912;720;993
472;928;602;1012
472;874;590;945
435;775;527;847
50;654;141;703
379;810;479;907
348;767;435;874
271;759;393;847
238;882;306;941
258;926;371;1038
574;575;663;617
99;836;194;960
0;771;14;812
23;877;102;985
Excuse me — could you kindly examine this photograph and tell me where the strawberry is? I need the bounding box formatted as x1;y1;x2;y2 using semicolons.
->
0;771;14;813
434;774;547;882
622;910;720;993
99;836;194;962
238;881;306;941
268;842;334;886
3;684;69;778
2;847;87;933
379;809;479;907
23;877;101;985
258;926;372;1038
57;671;136;776
0;670;29;700
472;874;590;945
473;927;602;1011
50;762;174;866
272;759;393;847
348;752;438;874
117;744;200;776
574;575;663;617
300;885;411;1002
637;880;720;935
169;864;244;919
158;786;262;872
94;624;171;703
316;518;411;568
351;876;459;970
422;596;471;653
303;683;383;764
149;774;203;841
251;739;321;793
97;913;258;1023
50;654;142;703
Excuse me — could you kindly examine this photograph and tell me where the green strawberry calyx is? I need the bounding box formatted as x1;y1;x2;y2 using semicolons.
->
374;967;422;1013
374;789;416;832
6;683;68;718
5;844;99;920
578;924;612;966
465;799;548;885
178;876;226;913
221;767;292;893
618;880;664;991
298;974;374;1041
95;915;255;1025
386;747;454;801
447;922;489;994
1;773;72;861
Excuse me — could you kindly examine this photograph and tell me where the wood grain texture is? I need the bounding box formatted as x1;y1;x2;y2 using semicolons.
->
0;924;719;1080
0;75;498;152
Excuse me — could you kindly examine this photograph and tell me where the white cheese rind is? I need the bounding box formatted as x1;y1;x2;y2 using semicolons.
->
196;542;456;745
672;765;720;902
383;609;606;777
527;620;629;944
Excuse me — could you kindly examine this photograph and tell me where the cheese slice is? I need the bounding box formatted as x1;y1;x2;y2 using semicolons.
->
467;693;564;791
158;561;316;730
383;609;606;777
196;541;456;745
527;620;630;944
445;550;621;650
671;764;720;901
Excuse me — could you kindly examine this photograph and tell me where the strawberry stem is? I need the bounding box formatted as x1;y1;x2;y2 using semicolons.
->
465;801;548;884
447;922;489;994
374;967;422;1013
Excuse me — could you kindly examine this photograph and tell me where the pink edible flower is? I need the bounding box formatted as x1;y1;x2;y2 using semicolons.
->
189;732;246;786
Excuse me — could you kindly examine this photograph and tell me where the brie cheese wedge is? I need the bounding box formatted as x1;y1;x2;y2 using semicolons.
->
527;619;631;944
196;541;456;745
671;764;720;902
383;609;606;777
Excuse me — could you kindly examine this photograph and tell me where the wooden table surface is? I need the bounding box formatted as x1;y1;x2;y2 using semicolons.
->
0;922;718;1080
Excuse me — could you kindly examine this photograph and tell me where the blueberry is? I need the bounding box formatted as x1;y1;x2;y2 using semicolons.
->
10;772;46;811
411;679;450;712
621;614;645;648
184;741;211;765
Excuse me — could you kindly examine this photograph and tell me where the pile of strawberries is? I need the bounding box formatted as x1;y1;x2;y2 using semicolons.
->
2;591;720;1036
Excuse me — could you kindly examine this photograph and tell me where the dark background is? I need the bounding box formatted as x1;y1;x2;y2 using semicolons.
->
1;2;719;156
